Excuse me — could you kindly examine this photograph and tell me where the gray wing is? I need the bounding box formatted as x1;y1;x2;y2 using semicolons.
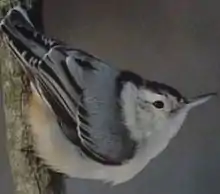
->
46;47;137;165
0;6;136;165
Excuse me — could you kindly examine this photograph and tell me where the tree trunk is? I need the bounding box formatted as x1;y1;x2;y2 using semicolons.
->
0;1;66;193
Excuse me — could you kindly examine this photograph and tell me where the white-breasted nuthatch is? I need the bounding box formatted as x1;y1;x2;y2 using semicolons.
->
0;5;216;185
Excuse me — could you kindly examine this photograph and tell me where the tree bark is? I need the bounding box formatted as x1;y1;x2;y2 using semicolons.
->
0;1;66;193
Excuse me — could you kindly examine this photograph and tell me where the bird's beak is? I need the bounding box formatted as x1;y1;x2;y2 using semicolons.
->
186;92;217;110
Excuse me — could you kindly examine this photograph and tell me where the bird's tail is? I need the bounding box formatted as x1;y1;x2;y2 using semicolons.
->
0;5;61;75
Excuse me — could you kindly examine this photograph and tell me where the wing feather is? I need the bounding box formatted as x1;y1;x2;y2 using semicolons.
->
0;5;137;165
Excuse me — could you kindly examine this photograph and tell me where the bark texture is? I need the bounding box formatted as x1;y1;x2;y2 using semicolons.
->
0;1;66;193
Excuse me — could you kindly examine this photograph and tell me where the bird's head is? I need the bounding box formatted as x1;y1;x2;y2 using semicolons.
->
118;71;216;140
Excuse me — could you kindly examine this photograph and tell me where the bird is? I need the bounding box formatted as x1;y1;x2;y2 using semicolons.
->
0;5;216;185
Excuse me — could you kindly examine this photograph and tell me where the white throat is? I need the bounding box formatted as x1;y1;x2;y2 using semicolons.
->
120;82;189;157
120;82;163;140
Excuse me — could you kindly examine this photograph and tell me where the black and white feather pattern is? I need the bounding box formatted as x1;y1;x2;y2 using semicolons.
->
0;6;136;165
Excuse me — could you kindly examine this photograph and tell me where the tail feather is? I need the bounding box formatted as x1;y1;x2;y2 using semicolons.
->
0;6;62;69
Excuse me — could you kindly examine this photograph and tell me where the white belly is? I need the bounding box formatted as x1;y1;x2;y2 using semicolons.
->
27;90;177;185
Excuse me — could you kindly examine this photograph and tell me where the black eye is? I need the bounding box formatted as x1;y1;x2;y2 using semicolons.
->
153;101;164;109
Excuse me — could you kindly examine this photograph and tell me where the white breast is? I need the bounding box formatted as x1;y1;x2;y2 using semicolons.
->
28;87;186;185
